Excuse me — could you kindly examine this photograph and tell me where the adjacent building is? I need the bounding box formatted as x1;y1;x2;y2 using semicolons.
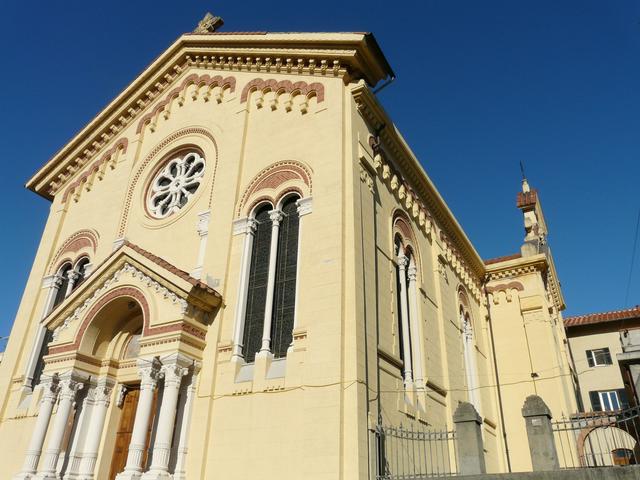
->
565;306;640;412
0;15;579;480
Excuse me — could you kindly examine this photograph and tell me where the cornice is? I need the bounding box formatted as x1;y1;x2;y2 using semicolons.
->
352;82;485;289
27;33;392;200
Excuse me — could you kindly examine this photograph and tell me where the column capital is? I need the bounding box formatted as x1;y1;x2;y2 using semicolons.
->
40;375;61;403
396;254;409;269
407;264;417;281
161;363;189;388
296;196;313;216
67;270;81;282
268;209;284;225
232;217;258;236
138;357;162;390
90;377;116;406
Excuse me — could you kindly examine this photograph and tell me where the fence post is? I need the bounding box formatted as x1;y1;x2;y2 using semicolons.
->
453;402;486;475
521;395;559;471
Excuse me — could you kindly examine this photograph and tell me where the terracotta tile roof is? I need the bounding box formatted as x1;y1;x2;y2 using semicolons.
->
484;253;522;265
564;306;640;328
123;241;221;297
517;190;538;209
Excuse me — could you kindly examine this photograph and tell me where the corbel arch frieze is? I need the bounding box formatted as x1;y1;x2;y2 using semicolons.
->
48;229;99;274
485;281;525;305
240;78;324;113
60;138;128;204
237;160;312;216
136;73;236;135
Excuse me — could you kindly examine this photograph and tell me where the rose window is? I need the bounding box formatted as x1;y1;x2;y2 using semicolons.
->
147;151;205;218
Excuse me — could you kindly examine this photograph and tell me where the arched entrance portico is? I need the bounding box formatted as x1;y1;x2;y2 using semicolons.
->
13;248;219;480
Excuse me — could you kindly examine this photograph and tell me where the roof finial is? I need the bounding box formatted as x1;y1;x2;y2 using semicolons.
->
194;12;224;33
520;160;530;193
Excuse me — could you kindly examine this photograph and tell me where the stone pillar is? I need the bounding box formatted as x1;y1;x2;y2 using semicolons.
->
116;359;161;480
453;402;486;475
65;270;80;297
142;358;189;480
258;209;283;356
36;375;84;480
171;368;198;480
192;210;211;279
76;378;115;480
397;254;413;387
14;377;60;479
407;260;424;390
231;218;257;362
62;387;91;480
522;395;559;471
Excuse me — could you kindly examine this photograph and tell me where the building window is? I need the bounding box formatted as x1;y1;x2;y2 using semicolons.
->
53;263;72;308
460;292;481;411
147;150;205;218
589;389;629;411
586;348;613;367
242;204;273;363
72;257;91;291
270;196;300;359
31;329;53;387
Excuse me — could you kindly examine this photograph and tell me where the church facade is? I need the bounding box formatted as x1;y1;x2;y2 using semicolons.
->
0;18;578;480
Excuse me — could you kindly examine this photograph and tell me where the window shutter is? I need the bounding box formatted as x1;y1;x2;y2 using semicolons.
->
589;391;602;411
586;351;595;368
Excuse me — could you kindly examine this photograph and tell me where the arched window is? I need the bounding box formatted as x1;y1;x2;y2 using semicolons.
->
237;194;302;364
72;257;91;290
395;238;423;389
242;204;273;363
53;263;72;308
271;195;300;358
460;292;481;411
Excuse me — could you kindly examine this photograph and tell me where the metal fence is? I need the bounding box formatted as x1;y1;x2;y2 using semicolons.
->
375;424;458;479
552;406;640;468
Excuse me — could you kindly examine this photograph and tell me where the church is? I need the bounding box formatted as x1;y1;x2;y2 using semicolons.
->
0;14;578;480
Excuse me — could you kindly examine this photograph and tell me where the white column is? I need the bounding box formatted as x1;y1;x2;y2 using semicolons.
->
14;378;60;480
291;197;311;332
24;275;63;389
407;259;425;391
397;254;413;387
76;379;114;480
171;367;198;480
116;359;161;480
142;360;189;480
62;387;91;480
258;209;283;356
231;218;257;362
36;375;84;480
65;271;80;297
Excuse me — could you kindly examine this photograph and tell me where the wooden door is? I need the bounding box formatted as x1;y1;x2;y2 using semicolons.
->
108;387;158;480
109;388;139;480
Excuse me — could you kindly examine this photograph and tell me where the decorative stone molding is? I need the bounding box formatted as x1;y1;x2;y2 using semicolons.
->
240;78;324;113
237;160;312;215
136;73;236;134
232;217;258;236
117;126;219;238
485;281;525;304
48;229;99;274
60;138;128;202
296;197;313;216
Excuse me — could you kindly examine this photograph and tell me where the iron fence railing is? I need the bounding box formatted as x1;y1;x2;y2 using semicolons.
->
375;424;458;479
552;406;640;468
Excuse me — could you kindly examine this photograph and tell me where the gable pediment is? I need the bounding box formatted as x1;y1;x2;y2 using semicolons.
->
27;32;393;200
42;242;221;349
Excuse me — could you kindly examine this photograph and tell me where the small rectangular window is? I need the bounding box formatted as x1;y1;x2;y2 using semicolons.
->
586;348;613;367
597;390;621;411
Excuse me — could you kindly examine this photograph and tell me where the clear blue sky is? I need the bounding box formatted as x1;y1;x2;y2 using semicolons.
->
0;1;638;337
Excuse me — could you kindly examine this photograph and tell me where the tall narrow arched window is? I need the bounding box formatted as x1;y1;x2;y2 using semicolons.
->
271;195;300;358
460;294;481;411
31;328;53;387
395;238;414;387
72;257;91;290
242;204;273;363
53;263;72;308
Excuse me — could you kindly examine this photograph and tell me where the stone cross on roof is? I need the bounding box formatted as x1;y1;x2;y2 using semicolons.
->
194;12;224;33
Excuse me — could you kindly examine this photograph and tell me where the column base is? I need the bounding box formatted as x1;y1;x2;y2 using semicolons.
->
114;470;142;480
13;473;36;480
33;473;58;480
140;470;172;480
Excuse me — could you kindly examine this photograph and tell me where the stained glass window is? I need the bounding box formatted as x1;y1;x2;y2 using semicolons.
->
242;205;273;363
271;196;300;358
